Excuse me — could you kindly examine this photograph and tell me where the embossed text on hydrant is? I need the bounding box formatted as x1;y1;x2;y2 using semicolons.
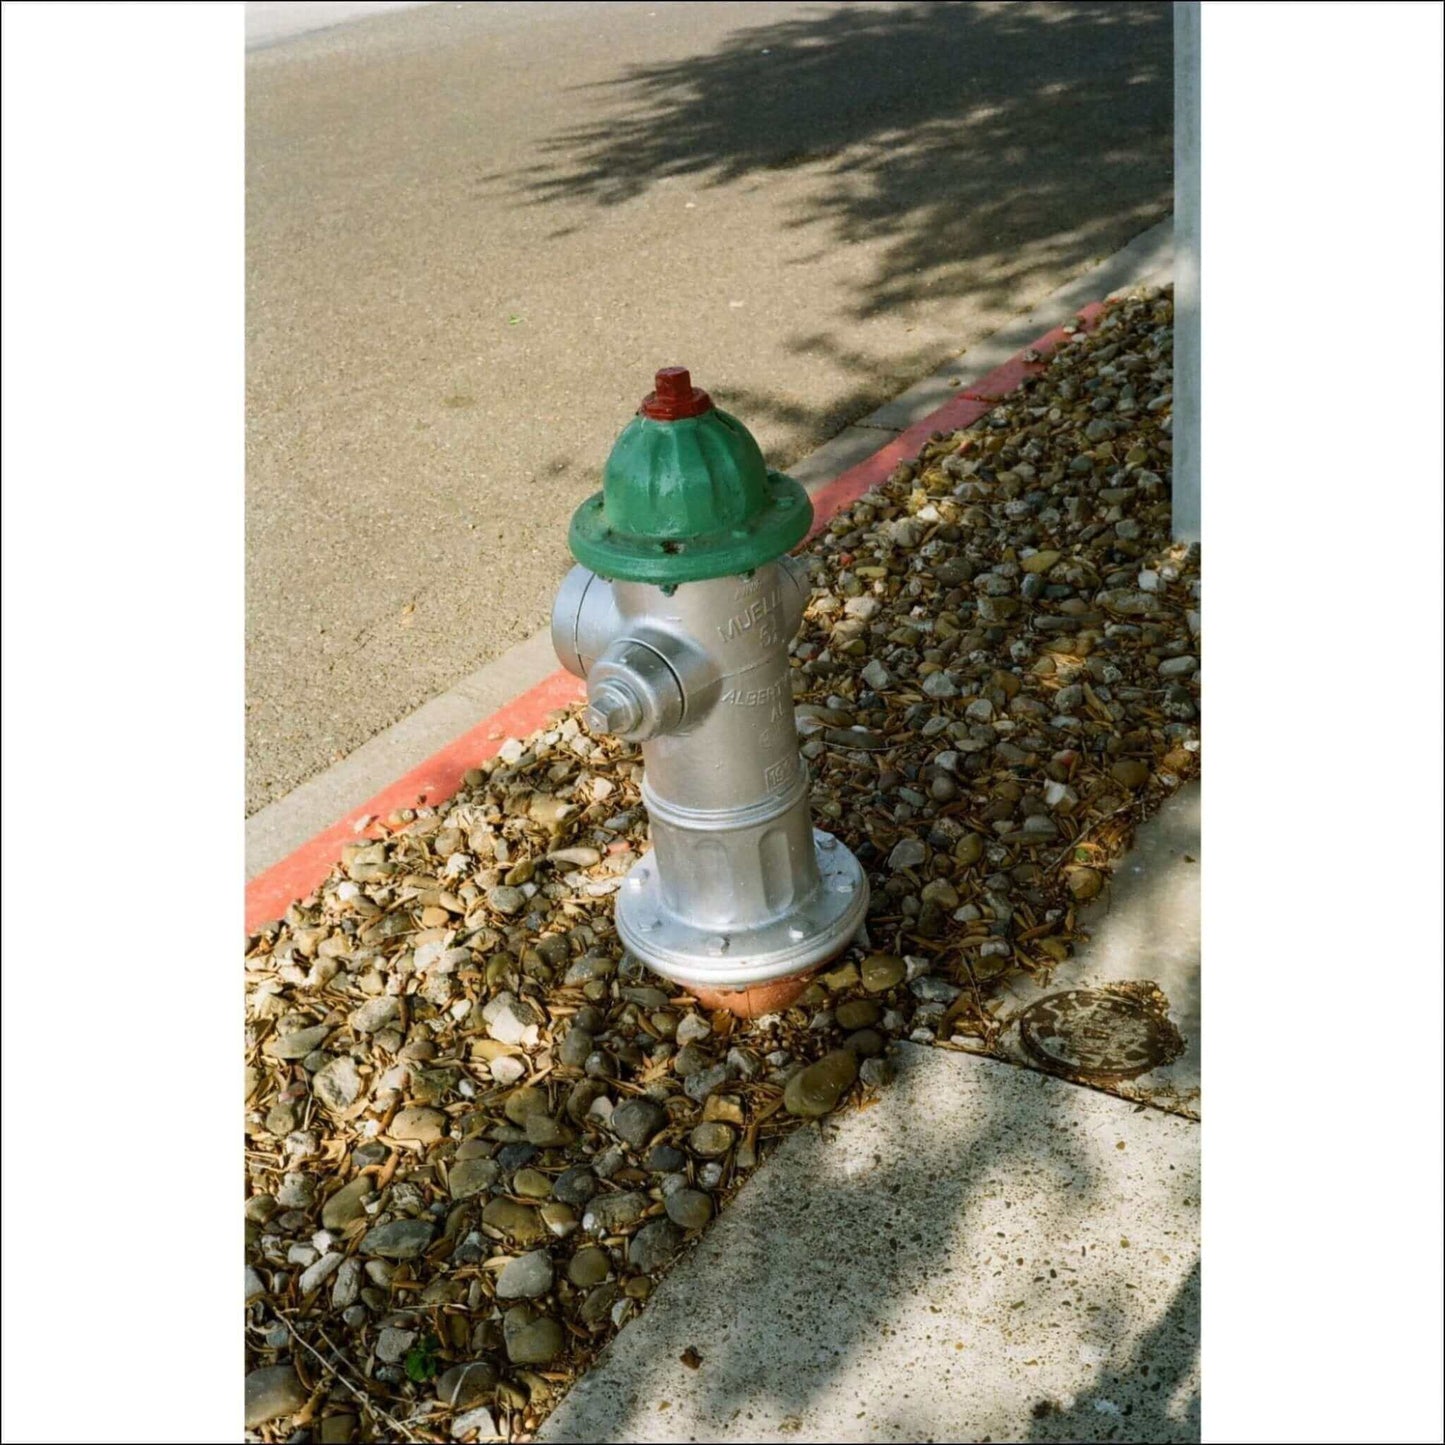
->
716;589;781;644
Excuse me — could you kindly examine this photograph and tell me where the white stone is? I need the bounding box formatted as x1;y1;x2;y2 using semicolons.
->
298;1252;342;1295
410;939;441;972
375;1326;417;1365
1044;780;1080;812
452;1406;500;1441
482;991;541;1047
676;1013;712;1045
489;1055;526;1085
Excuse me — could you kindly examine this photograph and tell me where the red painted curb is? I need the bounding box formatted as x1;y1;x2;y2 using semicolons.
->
802;394;994;543
246;301;1108;935
246;669;585;933
803;301;1105;542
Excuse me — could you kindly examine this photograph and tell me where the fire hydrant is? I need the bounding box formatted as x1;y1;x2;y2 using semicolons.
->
551;367;868;1016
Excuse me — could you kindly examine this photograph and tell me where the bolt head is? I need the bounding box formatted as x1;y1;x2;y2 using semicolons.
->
585;681;641;737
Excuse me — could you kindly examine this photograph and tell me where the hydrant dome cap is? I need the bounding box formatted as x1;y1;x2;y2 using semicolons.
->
569;402;812;583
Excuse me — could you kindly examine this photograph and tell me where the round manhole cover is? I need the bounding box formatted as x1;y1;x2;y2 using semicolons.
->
1017;985;1183;1080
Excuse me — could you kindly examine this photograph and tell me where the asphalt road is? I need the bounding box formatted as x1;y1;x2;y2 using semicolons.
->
246;0;1173;814
245;2;435;50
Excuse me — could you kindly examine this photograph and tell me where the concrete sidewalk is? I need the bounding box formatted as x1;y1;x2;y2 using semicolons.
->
994;785;1200;1119
542;1050;1199;1444
539;793;1202;1444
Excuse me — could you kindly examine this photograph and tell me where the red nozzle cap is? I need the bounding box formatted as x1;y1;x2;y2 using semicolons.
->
639;366;714;421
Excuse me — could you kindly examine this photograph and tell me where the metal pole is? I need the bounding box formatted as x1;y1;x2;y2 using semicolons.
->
1173;1;1201;544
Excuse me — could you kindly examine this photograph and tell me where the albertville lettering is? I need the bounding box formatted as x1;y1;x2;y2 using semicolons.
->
719;679;787;708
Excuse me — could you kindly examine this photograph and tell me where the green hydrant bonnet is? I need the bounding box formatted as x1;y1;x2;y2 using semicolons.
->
567;367;812;584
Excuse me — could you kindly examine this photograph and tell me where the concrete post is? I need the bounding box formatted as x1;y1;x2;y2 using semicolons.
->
1172;2;1200;544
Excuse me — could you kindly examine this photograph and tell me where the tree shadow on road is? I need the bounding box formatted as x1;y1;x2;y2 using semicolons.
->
490;0;1173;325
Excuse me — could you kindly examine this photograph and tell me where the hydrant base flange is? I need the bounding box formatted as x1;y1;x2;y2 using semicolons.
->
614;828;869;995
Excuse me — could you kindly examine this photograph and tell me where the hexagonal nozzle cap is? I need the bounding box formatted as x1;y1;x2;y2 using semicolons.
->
639;367;713;421
583;681;641;737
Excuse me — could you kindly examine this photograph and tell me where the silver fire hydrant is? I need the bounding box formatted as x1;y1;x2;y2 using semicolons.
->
551;367;868;1015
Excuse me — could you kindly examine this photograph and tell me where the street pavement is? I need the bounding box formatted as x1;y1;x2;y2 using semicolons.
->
246;0;1173;812
245;2;434;50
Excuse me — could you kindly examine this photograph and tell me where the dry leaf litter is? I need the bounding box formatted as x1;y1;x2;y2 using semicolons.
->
244;285;1198;1443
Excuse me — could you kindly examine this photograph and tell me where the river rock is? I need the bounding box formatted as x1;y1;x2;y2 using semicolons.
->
269;1024;331;1060
311;1055;362;1112
245;1365;307;1428
627;1219;683;1272
688;1122;734;1157
482;1199;547;1246
783;1050;857;1118
582;1191;650;1235
495;1249;553;1300
610;1098;667;1149
861;953;906;992
503;1307;564;1364
664;1188;714;1230
449;1156;500;1200
391;1106;446;1144
360;1219;435;1259
436;1360;499;1410
567;1245;611;1287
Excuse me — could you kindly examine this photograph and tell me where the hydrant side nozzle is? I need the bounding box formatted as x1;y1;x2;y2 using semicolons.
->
551;564;621;680
586;637;686;743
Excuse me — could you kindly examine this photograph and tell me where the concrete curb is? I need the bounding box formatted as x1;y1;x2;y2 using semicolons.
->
246;220;1173;933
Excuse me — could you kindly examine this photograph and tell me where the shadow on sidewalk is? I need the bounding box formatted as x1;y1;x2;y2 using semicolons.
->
543;1045;1199;1444
1028;1260;1201;1442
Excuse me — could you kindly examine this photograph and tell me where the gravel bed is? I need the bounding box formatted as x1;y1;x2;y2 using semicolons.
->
243;285;1198;1442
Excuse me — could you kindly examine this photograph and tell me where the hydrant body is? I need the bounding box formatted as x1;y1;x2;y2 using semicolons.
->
551;369;868;1011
